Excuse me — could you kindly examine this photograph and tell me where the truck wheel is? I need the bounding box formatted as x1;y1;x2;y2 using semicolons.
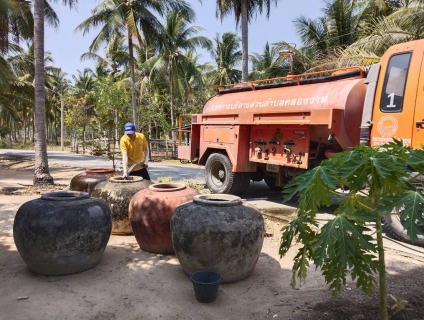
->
205;153;247;195
382;213;424;248
264;175;284;190
233;172;251;195
251;170;264;182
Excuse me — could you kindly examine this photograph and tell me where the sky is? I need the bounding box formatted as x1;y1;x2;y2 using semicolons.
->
45;0;325;80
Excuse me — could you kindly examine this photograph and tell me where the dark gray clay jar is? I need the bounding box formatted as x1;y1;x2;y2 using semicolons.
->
13;191;112;276
171;194;265;283
91;176;154;235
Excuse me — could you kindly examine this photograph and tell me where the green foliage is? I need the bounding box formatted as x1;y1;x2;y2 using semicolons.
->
279;139;424;314
179;177;210;194
85;141;106;156
0;140;8;148
390;294;414;313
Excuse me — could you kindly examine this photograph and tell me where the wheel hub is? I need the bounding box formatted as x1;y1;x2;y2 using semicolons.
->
218;169;225;179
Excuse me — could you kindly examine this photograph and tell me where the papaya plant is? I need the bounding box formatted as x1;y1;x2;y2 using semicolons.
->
279;139;424;320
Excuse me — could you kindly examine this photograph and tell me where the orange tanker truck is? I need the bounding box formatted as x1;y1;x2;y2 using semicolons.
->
177;39;424;196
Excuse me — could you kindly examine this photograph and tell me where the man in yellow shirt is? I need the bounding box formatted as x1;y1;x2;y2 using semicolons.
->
120;122;151;180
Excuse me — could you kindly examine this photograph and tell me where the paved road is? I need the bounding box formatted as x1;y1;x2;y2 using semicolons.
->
0;149;282;200
0;149;202;180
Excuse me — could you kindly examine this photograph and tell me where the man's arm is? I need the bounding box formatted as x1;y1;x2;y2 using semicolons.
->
142;135;149;168
122;152;129;178
143;146;149;168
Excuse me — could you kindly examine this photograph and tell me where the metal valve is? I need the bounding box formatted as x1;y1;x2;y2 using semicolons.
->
254;147;262;154
283;146;292;154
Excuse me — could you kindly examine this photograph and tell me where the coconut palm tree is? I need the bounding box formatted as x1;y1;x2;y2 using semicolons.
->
33;0;78;185
147;9;211;133
212;0;283;82
204;32;241;85
350;0;424;55
301;1;421;71
47;68;69;149
294;0;364;59
249;42;289;80
71;68;96;139
80;29;129;81
0;0;33;54
294;0;399;61
76;0;192;130
0;0;33;143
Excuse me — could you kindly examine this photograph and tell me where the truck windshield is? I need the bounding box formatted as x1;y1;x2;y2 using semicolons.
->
380;52;412;113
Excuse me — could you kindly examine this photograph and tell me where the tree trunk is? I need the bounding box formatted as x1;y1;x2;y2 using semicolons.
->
23;107;27;144
114;108;119;149
54;103;58;145
241;0;249;82
46;117;49;142
82;103;86;154
169;59;175;140
128;29;138;129
33;0;53;185
61;95;64;151
376;217;389;320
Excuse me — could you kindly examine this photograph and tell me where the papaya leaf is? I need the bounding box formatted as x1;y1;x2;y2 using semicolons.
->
406;148;424;173
349;251;379;296
310;216;376;268
290;245;312;289
335;192;379;222
321;257;347;298
377;190;424;243
312;216;379;298
283;164;336;215
279;215;318;258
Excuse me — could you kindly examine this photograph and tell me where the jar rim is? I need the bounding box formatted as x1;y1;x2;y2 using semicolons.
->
108;176;143;183
148;183;186;192
193;194;241;206
41;191;90;201
85;168;115;174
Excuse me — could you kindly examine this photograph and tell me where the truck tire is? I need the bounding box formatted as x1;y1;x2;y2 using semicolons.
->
233;172;251;195
264;175;284;191
205;153;248;195
382;213;424;248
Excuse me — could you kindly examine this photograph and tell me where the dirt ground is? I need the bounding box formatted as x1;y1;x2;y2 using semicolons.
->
1;156;424;320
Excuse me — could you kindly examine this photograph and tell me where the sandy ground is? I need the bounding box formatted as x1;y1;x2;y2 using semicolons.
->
1;156;424;320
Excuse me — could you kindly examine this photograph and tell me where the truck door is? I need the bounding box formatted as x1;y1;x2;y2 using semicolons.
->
371;41;422;147
411;42;424;148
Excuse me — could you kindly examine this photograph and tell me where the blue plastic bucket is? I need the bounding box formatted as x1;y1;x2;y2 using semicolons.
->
190;270;223;303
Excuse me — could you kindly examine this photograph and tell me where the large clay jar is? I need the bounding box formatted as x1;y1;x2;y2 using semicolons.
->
171;194;265;283
13;191;112;276
129;183;199;254
70;168;120;195
91;176;153;235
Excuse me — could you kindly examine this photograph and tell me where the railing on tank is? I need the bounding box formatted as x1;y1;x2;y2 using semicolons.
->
215;66;366;95
176;114;196;163
177;114;193;146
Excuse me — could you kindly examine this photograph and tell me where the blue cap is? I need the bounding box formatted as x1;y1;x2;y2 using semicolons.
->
124;122;135;134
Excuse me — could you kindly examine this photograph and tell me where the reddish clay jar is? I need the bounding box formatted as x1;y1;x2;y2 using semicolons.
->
129;183;199;254
70;168;120;195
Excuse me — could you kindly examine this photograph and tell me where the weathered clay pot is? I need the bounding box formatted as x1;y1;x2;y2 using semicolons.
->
13;191;112;276
171;194;265;283
91;176;153;235
129;183;199;254
70;168;120;195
